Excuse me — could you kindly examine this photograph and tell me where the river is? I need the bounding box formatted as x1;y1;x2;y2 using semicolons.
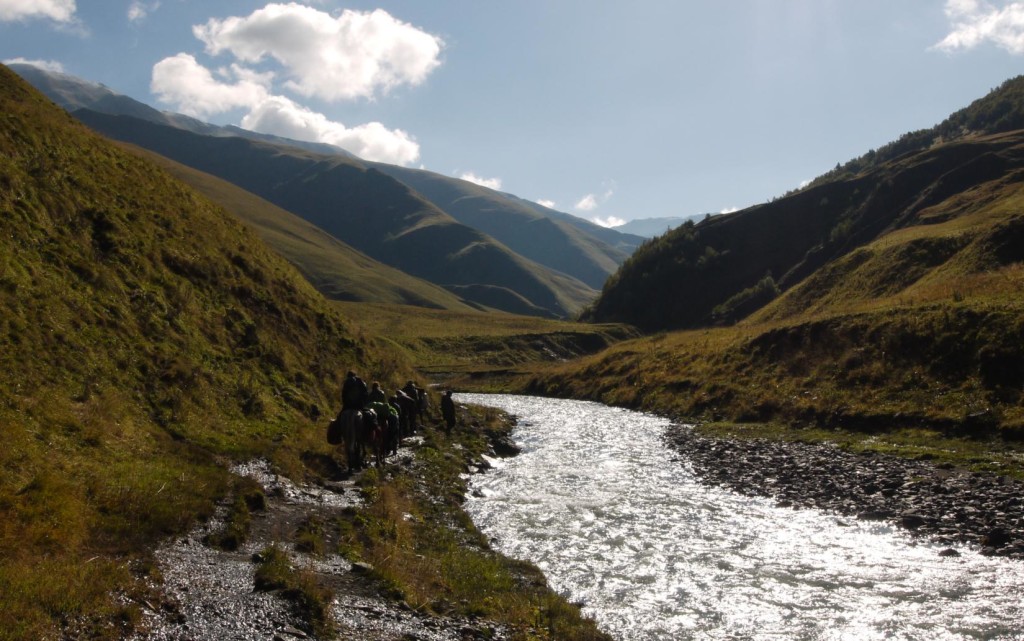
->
458;394;1024;641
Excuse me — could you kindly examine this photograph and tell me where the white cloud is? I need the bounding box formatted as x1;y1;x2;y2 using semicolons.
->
934;0;1024;54
457;172;502;190
536;199;556;209
3;57;64;72
193;4;443;102
719;206;740;214
798;178;813;189
591;216;625;228
241;95;419;165
151;53;272;118
574;194;599;211
0;0;75;22
128;1;160;24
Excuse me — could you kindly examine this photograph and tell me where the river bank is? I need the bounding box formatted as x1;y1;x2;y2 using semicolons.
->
127;407;607;641
665;425;1024;560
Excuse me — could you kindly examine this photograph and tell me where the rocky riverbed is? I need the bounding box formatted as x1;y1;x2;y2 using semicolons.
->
129;449;514;641
665;425;1024;560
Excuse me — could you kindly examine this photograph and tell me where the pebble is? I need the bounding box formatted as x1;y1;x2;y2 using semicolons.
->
666;426;1024;559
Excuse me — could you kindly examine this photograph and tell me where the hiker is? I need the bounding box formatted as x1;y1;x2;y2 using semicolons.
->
341;371;368;411
395;388;416;439
402;380;422;430
441;390;456;432
368;381;387;404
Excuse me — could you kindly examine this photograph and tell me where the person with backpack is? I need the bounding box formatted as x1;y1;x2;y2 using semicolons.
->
341;371;368;411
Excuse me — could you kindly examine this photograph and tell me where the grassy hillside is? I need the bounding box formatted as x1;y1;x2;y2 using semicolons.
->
369;163;633;289
586;128;1024;332
71;110;597;318
335;302;639;387
122;142;480;311
0;64;412;639
527;130;1024;473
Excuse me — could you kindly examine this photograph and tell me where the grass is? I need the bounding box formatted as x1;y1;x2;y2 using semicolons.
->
0;65;417;639
334;301;637;387
254;545;335;638
335;408;611;641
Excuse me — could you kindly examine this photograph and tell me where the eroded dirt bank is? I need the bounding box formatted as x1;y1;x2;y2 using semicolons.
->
666;426;1024;560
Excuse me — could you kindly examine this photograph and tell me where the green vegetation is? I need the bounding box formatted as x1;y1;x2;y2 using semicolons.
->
124;143;481;312
74;110;597;318
0;64;411;639
336;409;610;640
254;545;336;638
334;301;638;388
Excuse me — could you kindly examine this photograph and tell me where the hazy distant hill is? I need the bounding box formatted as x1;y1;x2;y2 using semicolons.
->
9;62;359;159
74;110;595;317
0;64;405;637
368;162;638;288
586;77;1024;332
613;215;707;238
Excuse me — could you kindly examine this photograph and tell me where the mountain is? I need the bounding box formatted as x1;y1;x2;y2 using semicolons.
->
0;64;409;637
539;78;1024;437
613;215;707;238
586;119;1024;332
8;62;359;159
74;109;595;317
367;162;642;289
11;64;641;308
122;142;480;311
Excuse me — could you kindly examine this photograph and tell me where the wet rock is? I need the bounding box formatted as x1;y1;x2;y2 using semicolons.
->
351;561;375;574
938;548;961;557
665;426;1024;560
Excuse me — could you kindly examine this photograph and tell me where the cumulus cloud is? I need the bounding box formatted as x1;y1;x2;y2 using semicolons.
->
3;57;64;72
0;0;75;22
536;199;557;209
151;53;272;118
242;95;419;165
591;216;625;228
720;206;740;214
457;172;502;190
128;1;160;24
574;194;599;211
934;0;1024;54
193;4;443;102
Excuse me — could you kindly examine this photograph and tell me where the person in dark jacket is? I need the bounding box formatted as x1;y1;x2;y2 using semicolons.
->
441;390;456;433
341;371;368;411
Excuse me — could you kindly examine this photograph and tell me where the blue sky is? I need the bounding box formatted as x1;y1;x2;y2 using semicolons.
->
2;1;1023;226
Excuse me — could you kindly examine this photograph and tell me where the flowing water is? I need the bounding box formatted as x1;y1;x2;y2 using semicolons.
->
459;394;1024;641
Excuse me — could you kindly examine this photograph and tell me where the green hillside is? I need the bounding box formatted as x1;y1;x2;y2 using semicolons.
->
586;126;1024;332
71;110;597;318
122;143;481;311
0;64;407;639
530;83;1024;464
369;163;634;289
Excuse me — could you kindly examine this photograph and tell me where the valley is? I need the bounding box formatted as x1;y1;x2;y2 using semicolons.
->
4;58;1024;641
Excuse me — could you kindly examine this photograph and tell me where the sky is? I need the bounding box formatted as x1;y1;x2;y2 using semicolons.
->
2;1;1023;227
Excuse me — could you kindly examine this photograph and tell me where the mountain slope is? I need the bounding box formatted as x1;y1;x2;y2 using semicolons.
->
368;162;640;288
73;110;596;317
586;127;1024;332
121;142;479;311
12;63;628;310
0;63;409;638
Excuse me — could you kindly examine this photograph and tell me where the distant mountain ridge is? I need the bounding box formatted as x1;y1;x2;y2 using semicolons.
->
10;63;642;315
586;76;1024;332
613;215;707;238
74;108;595;317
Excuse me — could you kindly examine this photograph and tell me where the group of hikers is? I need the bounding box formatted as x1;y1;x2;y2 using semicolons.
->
330;371;457;470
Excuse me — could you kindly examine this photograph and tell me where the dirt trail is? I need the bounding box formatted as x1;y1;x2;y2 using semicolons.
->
131;448;504;641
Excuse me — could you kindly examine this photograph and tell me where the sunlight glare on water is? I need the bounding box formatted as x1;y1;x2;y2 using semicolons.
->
459;394;1024;641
